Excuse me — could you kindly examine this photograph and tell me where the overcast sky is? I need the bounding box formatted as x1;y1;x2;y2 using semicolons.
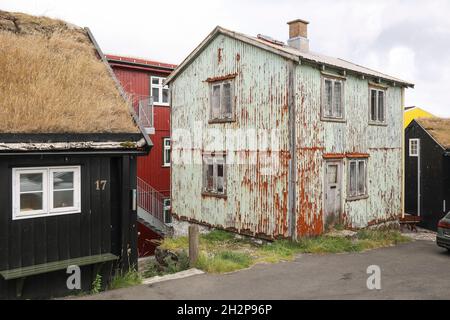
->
2;0;450;116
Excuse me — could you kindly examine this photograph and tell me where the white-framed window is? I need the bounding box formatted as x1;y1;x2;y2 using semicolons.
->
409;139;419;157
151;76;169;105
12;166;81;220
163;198;171;223
322;77;344;120
210;80;234;121
163;137;171;167
348;159;367;199
369;88;386;124
203;153;226;195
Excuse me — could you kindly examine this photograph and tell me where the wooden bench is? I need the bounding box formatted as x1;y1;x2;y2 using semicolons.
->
0;253;118;297
399;214;422;232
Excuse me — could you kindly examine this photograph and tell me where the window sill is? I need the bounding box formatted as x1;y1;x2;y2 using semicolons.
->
201;192;227;199
320;117;346;123
13;210;81;221
368;122;388;127
162;164;170;168
346;195;369;202
208;118;236;124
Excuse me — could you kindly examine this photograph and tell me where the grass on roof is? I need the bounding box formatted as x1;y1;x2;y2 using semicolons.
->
0;11;139;134
417;117;450;149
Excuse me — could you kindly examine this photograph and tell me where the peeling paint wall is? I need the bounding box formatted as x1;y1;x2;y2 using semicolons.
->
295;64;403;234
171;34;403;239
171;34;291;238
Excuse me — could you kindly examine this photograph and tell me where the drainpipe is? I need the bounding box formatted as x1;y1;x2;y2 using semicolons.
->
287;60;297;240
401;87;405;219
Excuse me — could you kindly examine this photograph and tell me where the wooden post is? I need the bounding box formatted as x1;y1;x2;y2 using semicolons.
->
189;225;199;267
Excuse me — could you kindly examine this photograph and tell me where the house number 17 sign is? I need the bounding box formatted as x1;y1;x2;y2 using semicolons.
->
95;180;107;190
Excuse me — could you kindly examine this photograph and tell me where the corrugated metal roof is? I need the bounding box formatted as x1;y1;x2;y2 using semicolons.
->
166;26;414;88
106;54;177;70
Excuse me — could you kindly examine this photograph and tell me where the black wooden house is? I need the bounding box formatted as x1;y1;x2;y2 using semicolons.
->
0;11;151;299
405;118;450;230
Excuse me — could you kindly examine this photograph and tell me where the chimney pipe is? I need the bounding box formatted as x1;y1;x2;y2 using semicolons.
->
287;19;309;52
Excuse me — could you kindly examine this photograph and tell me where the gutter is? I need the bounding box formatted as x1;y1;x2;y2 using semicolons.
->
287;60;297;240
0;149;148;156
108;60;174;74
84;27;153;152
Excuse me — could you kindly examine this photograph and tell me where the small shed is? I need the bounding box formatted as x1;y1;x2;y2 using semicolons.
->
0;11;151;299
405;118;450;230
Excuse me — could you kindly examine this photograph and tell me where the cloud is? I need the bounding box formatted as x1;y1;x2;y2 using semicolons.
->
1;0;449;115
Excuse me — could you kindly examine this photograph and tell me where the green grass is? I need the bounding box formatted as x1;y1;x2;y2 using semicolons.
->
202;230;237;243
195;250;252;273
109;268;142;290
156;229;411;274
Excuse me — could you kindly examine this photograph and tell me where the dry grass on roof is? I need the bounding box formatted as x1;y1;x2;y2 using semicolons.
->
416;117;450;149
0;11;139;134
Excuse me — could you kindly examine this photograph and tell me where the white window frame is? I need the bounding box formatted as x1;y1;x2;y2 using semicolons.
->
209;80;234;121
202;153;227;195
150;76;169;106
163;137;171;167
321;76;345;121
369;88;386;125
12;166;81;220
347;158;368;200
409;139;419;157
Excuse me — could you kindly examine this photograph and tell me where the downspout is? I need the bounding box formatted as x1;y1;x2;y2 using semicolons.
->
287;60;297;240
401;87;405;219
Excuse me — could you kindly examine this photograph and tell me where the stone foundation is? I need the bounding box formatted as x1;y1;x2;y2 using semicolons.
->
168;217;212;237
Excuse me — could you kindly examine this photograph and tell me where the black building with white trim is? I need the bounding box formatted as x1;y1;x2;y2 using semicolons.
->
405;118;450;230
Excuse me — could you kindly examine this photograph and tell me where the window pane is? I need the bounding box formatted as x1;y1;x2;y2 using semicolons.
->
349;162;357;196
327;165;338;184
162;88;169;103
152;78;159;85
217;164;224;177
222;83;232;116
20;173;43;192
378;91;384;122
333;82;342;117
358;161;365;195
370;90;377;121
207;164;214;190
152;87;159;102
212;85;221;119
324;80;333;117
53;190;74;208
53;171;74;190
164;139;170;147
20;192;43;211
165;149;171;164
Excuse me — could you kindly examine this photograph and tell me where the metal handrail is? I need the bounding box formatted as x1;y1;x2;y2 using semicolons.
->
125;93;154;129
137;177;166;223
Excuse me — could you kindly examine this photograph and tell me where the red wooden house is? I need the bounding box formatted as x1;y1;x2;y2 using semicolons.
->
107;54;176;256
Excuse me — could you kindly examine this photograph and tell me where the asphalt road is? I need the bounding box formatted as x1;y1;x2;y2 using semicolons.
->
81;240;450;300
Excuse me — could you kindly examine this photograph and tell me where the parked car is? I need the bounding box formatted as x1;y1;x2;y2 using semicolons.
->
436;212;450;251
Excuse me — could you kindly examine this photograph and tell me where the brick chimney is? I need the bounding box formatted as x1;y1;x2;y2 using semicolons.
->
287;19;309;52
